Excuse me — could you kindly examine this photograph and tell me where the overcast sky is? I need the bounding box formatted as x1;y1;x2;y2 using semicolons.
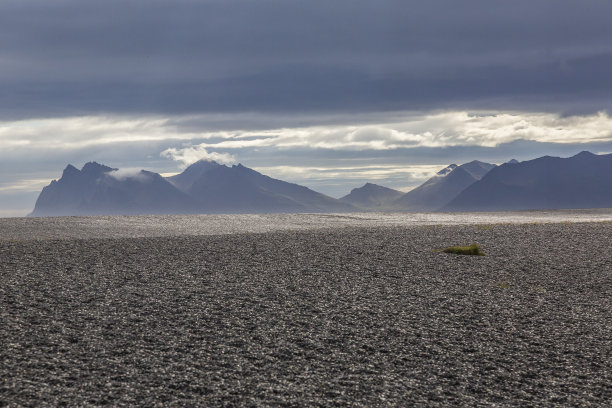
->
2;0;612;216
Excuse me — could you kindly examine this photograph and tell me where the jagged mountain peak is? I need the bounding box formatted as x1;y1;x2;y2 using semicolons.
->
436;164;457;176
391;160;495;212
459;160;496;180
183;161;353;213
31;152;612;216
31;161;198;216
233;163;250;171
444;151;612;211
61;164;80;178
81;161;116;174
232;163;259;174
168;160;225;192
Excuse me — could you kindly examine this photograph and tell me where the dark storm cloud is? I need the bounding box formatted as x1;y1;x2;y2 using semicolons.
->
1;0;612;119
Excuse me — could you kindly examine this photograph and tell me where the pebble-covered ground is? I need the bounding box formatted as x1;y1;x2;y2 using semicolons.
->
1;222;611;406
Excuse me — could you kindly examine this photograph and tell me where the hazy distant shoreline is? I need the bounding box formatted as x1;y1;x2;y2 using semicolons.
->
1;220;611;405
2;208;612;241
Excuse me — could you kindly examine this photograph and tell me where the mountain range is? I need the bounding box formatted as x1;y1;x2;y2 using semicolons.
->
30;151;612;216
31;160;354;216
387;160;496;211
443;151;612;211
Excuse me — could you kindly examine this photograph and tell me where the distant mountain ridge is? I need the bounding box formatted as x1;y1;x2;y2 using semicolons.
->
444;151;612;211
30;151;612;216
31;160;354;216
167;159;220;192
31;162;199;216
339;183;403;210
389;160;497;212
338;160;497;212
178;161;354;213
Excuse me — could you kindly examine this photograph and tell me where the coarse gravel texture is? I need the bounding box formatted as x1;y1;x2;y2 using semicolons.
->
1;221;611;406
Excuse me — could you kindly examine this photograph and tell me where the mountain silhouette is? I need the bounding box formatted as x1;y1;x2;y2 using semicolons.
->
30;152;612;216
167;159;222;192
30;162;198;216
31;160;354;216
339;183;403;210
31;162;116;216
391;160;496;211
459;160;497;179
180;160;354;213
443;151;612;211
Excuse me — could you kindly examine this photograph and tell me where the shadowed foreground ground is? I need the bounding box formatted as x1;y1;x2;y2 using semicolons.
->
1;222;611;406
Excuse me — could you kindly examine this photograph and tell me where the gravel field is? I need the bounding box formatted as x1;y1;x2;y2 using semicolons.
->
2;208;612;240
1;221;611;406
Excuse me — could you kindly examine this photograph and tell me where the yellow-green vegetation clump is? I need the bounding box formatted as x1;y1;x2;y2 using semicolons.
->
442;244;485;256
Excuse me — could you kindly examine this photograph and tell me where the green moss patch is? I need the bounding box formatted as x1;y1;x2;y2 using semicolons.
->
442;244;485;256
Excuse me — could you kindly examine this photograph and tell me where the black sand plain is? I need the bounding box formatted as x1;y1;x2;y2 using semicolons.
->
1;218;611;406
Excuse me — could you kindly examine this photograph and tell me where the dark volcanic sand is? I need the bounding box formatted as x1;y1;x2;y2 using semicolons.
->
1;222;611;406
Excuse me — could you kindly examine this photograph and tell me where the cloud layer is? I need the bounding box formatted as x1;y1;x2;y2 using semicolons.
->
1;0;612;118
3;110;612;202
4;111;610;155
161;146;236;167
3;1;612;215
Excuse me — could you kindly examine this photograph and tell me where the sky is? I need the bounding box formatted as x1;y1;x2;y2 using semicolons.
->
2;0;612;216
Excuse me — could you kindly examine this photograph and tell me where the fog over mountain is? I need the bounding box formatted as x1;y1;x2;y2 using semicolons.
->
31;162;198;216
167;160;221;192
30;152;612;216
